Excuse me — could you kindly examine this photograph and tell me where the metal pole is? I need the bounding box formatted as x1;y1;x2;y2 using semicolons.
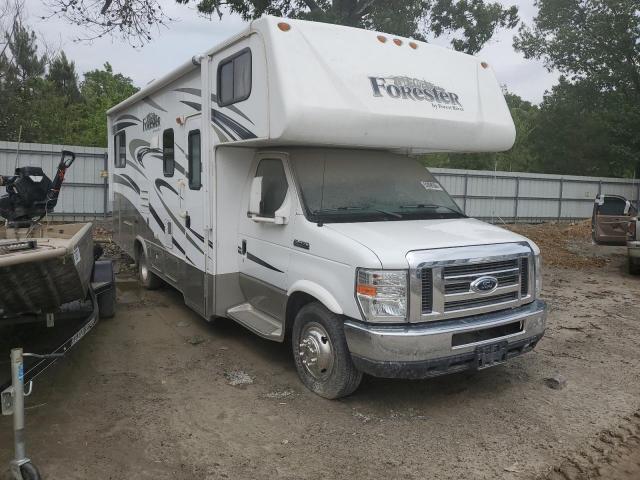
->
103;152;108;219
514;177;520;222
462;174;469;214
10;348;26;462
558;178;564;222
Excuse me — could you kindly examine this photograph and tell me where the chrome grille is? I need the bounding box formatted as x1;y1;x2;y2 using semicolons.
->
409;243;535;322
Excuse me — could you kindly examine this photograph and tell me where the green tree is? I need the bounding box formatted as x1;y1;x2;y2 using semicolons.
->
69;63;138;146
514;0;640;98
47;51;81;103
187;0;519;54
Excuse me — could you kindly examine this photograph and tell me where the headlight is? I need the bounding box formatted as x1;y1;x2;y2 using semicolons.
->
534;254;542;298
356;269;407;323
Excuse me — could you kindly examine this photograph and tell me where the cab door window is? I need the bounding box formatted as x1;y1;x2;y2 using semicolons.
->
255;159;287;218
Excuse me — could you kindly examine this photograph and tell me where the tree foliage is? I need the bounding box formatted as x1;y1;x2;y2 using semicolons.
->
0;19;137;146
185;0;518;54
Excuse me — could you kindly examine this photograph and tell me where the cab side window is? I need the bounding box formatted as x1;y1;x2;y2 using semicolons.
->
114;131;126;168
255;159;287;218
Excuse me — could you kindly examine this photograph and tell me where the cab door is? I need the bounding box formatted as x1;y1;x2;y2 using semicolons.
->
237;152;295;320
592;194;636;245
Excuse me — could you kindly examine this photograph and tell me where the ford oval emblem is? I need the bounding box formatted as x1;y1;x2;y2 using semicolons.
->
470;276;498;294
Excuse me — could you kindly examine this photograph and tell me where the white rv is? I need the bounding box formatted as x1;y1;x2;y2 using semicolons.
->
107;16;547;398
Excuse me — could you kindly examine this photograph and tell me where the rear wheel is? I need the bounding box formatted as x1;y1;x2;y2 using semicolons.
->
20;462;41;480
137;247;162;290
292;302;362;399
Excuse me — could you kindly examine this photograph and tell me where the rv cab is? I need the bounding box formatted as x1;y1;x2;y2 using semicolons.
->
107;16;546;398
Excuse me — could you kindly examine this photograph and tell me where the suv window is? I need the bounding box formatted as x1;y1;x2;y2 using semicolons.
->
599;196;628;215
163;129;175;177
217;48;251;107
255;159;287;217
114;131;126;168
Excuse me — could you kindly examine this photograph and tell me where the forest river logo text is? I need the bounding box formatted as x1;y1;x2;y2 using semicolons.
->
369;76;463;111
143;112;161;131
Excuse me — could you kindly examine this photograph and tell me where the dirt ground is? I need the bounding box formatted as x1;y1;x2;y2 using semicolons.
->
1;222;640;480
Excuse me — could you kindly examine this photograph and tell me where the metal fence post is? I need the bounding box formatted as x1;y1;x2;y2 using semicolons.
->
557;178;564;222
462;174;469;214
514;177;520;222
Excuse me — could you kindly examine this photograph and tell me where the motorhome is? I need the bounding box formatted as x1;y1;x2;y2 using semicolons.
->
107;16;547;398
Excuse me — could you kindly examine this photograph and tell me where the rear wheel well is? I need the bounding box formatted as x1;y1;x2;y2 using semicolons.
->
285;292;317;340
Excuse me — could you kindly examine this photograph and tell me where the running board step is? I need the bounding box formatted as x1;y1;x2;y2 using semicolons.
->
226;303;283;341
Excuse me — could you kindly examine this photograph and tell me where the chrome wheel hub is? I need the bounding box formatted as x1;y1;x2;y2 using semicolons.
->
140;259;148;281
298;323;334;380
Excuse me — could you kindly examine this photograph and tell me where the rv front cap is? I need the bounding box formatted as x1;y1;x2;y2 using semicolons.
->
369;76;462;107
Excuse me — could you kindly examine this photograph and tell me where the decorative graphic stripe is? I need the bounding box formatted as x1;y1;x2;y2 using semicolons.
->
113;121;136;133
143;96;167;112
116;114;140;123
188;227;204;243
129;138;150;165
172;238;185;255
246;252;283;273
149;204;165;232
212;125;230;143
112;174;138;195
179;100;238;141
126;160;147;179
120;174;140;195
174;88;254;125
211;93;255;125
213;109;257;140
155;178;179;196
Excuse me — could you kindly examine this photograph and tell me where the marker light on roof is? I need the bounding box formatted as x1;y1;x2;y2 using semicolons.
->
409;41;418;49
393;38;403;46
377;35;387;43
278;22;291;32
481;61;489;69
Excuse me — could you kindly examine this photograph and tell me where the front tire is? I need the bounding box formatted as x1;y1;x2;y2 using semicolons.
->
137;247;163;290
292;303;363;399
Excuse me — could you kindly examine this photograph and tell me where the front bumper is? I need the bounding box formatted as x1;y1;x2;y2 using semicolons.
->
627;241;640;259
344;300;546;379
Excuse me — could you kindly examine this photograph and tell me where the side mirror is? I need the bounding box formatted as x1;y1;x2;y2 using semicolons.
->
249;177;263;216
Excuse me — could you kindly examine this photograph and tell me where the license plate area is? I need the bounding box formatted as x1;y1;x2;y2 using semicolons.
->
475;341;508;370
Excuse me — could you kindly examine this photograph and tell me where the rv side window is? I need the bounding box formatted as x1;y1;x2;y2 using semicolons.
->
163;129;175;177
217;48;251;107
188;129;201;190
255;159;288;218
114;131;126;168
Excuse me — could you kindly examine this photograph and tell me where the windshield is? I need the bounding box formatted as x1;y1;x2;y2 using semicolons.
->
290;149;464;223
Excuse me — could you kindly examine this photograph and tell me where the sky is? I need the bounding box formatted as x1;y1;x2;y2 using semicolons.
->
24;0;559;104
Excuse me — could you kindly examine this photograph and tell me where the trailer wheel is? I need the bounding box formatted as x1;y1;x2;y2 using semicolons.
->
20;462;41;480
138;248;162;290
292;302;363;399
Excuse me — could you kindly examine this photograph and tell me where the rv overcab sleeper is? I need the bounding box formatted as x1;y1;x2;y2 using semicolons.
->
107;16;546;398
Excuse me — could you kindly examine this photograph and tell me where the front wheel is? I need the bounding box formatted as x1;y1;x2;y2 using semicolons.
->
292;303;363;399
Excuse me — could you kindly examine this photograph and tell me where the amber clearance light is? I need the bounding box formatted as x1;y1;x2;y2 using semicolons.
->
393;38;403;46
278;22;291;32
377;35;387;43
409;41;418;49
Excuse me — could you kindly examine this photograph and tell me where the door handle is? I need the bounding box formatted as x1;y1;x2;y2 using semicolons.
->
238;239;247;255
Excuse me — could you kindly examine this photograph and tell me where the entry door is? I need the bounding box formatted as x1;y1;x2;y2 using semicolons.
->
182;115;206;313
237;153;295;319
592;194;635;245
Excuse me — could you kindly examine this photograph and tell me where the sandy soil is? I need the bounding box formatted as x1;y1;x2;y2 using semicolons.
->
1;226;639;480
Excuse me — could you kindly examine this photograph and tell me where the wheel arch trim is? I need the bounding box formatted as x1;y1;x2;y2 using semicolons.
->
287;280;344;315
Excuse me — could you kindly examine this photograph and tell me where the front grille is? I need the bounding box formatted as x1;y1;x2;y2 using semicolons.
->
445;292;518;312
421;269;433;313
419;254;532;318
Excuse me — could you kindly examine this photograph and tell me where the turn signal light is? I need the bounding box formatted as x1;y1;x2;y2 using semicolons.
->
278;22;291;32
356;284;377;297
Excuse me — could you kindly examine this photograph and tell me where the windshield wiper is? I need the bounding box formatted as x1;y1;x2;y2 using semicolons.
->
399;204;463;215
314;206;402;219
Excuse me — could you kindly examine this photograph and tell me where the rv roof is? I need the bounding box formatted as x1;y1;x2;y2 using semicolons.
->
108;16;515;154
